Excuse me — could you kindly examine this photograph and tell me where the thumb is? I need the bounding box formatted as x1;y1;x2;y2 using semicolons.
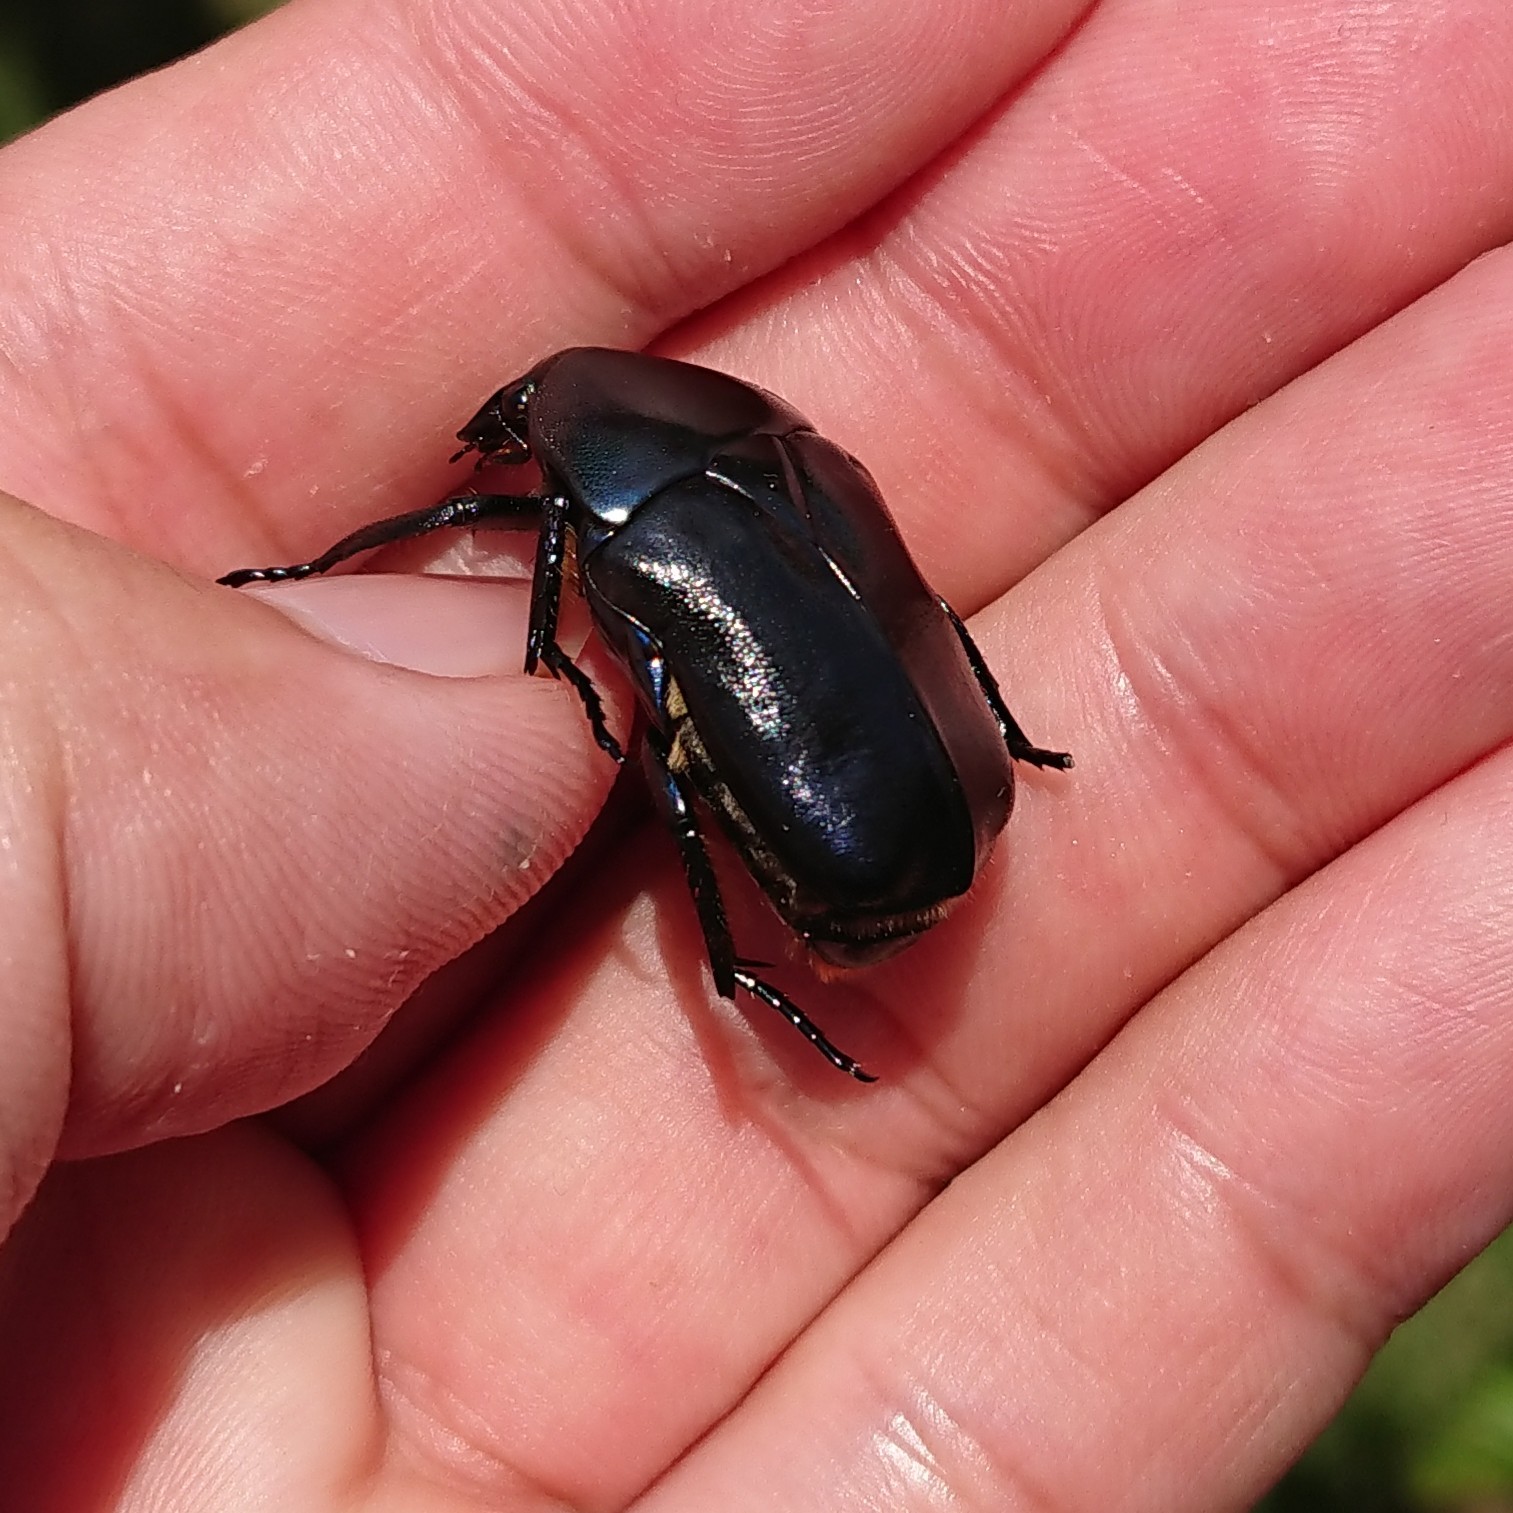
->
0;491;622;1231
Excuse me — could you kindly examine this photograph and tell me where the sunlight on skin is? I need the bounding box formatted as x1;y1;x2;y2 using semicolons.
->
0;0;1511;1509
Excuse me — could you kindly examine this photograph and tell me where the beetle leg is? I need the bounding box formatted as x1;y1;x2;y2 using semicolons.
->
528;495;624;764
539;643;624;764
217;493;541;587
641;724;875;1081
524;495;567;676
640;729;736;996
729;966;876;1083
938;597;1074;771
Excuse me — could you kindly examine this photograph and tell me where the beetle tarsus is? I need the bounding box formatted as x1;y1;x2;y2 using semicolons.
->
733;963;876;1082
1015;744;1074;771
217;492;543;588
937;596;1073;771
539;642;624;764
219;562;314;587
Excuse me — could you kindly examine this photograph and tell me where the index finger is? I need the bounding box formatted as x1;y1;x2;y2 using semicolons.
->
0;0;1084;559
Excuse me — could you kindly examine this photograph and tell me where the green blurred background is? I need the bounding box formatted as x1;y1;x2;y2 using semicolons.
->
1;5;1509;1508
0;0;277;140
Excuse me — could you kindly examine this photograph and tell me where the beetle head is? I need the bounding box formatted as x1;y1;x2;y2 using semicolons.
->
452;381;536;466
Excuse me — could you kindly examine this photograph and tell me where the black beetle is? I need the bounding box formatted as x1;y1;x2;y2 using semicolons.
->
220;347;1071;1080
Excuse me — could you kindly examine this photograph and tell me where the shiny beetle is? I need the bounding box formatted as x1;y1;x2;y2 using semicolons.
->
221;348;1071;1079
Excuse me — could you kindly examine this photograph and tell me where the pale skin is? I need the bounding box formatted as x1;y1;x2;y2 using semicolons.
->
0;0;1511;1508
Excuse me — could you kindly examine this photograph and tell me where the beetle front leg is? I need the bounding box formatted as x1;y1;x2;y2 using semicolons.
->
217;493;541;587
640;727;874;1082
939;597;1074;771
540;643;624;764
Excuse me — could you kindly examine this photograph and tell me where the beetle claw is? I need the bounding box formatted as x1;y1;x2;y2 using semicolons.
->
1020;746;1075;771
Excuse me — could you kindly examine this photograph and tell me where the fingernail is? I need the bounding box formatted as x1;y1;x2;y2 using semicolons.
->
244;575;533;677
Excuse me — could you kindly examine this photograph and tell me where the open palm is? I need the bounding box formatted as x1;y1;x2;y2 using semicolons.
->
1;2;1510;1509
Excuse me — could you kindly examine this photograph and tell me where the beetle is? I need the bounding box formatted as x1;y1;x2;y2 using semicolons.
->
220;347;1071;1080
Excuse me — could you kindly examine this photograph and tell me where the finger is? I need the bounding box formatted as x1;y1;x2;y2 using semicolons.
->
0;490;626;1238
633;749;1513;1513
919;244;1513;1128
682;0;1513;608
346;244;1513;1502
0;0;1083;556
0;1126;384;1512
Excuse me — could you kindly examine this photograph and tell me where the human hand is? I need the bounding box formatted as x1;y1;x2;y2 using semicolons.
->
1;2;1510;1508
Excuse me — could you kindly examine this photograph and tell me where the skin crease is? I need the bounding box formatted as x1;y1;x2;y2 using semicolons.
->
0;0;1511;1508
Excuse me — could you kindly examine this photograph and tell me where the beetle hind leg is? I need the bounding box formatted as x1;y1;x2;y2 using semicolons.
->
640;725;874;1082
731;963;877;1082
